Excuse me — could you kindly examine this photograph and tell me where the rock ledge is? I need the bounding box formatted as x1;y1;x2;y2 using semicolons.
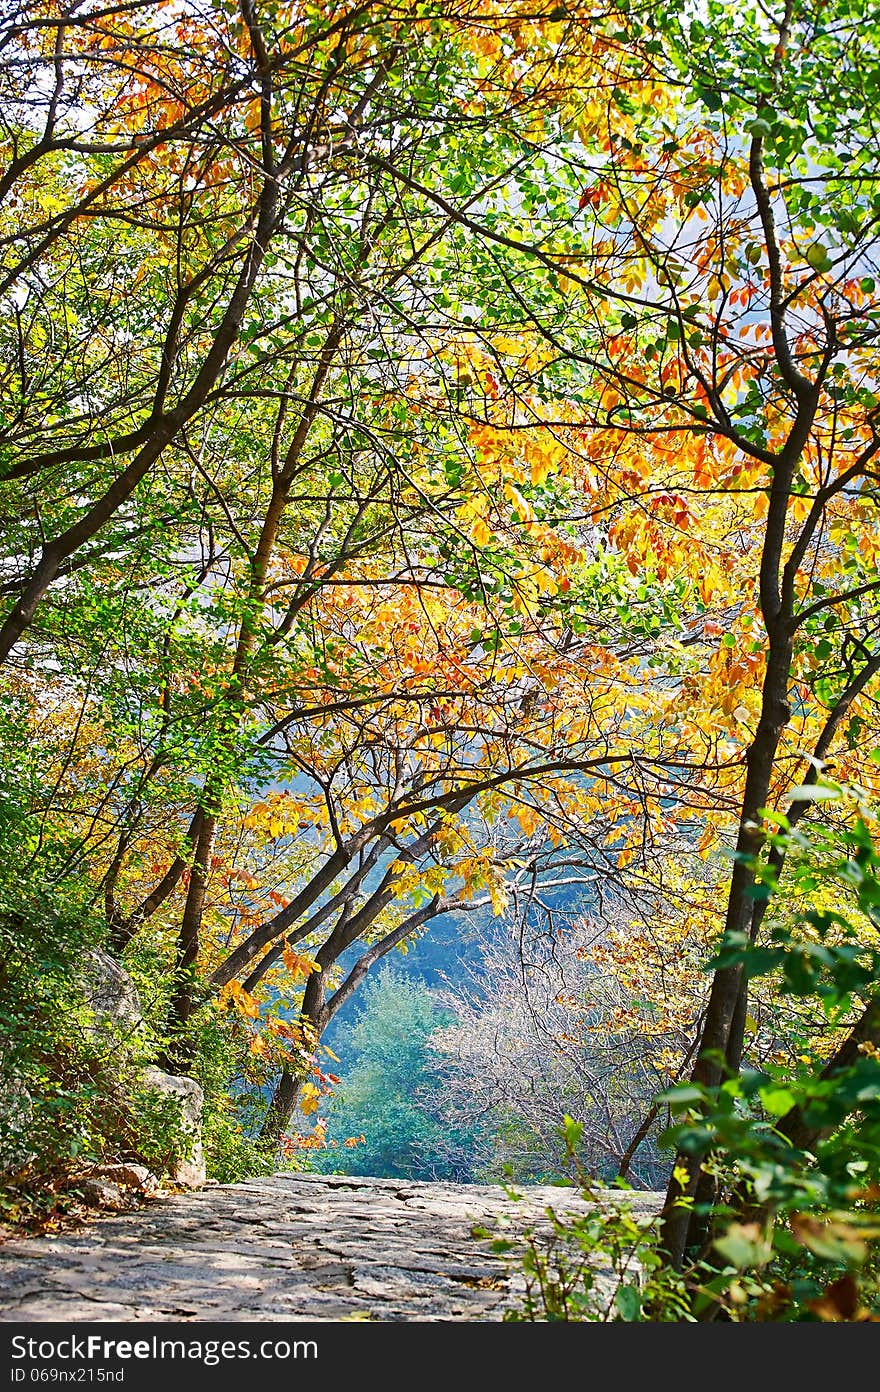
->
0;1172;662;1322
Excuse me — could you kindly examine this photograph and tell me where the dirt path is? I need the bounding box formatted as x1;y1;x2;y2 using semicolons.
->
0;1172;662;1322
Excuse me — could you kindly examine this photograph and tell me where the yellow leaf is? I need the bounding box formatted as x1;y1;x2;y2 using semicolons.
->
504;481;535;524
299;1080;321;1116
219;979;260;1019
283;943;321;981
697;826;715;854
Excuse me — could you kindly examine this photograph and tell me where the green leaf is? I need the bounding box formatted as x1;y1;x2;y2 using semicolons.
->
659;1083;705;1110
758;1085;796;1117
562;1114;584;1150
805;242;833;273
695;85;723;112
615;1284;642;1321
714;1222;773;1269
847;716;864;748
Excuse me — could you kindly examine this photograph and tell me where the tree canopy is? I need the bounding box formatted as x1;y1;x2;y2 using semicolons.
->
4;0;880;1320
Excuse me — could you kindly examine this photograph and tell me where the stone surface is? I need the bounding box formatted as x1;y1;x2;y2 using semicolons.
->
80;949;144;1036
79;1179;127;1211
92;1163;161;1196
0;1172;663;1323
0;1080;35;1175
141;1067;206;1188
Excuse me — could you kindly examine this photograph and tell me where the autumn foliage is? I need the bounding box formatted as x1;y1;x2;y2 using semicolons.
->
3;0;880;1317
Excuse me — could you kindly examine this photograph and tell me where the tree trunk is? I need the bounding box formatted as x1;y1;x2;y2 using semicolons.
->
660;621;793;1267
261;1068;303;1147
260;968;326;1147
166;811;217;1051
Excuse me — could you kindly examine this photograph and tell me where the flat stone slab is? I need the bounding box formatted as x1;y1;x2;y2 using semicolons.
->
0;1173;662;1322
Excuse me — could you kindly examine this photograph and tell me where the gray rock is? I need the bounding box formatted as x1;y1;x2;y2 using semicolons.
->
141;1068;206;1188
79;949;143;1036
92;1163;161;1196
79;1179;126;1210
0;1079;35;1174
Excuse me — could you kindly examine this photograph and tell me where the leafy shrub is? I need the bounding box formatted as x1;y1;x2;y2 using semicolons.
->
0;831;283;1223
0;889;186;1223
504;805;880;1321
484;1122;690;1322
183;995;282;1185
658;808;880;1320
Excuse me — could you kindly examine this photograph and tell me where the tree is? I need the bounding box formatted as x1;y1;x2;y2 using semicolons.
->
308;966;478;1180
8;0;880;1275
352;0;880;1271
432;907;677;1185
3;0;683;1160
463;0;880;1265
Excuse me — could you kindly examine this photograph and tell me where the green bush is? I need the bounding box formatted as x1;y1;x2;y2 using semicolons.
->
658;809;880;1320
0;833;283;1224
309;967;480;1180
183;996;281;1185
484;1124;690;1322
0;889;187;1223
